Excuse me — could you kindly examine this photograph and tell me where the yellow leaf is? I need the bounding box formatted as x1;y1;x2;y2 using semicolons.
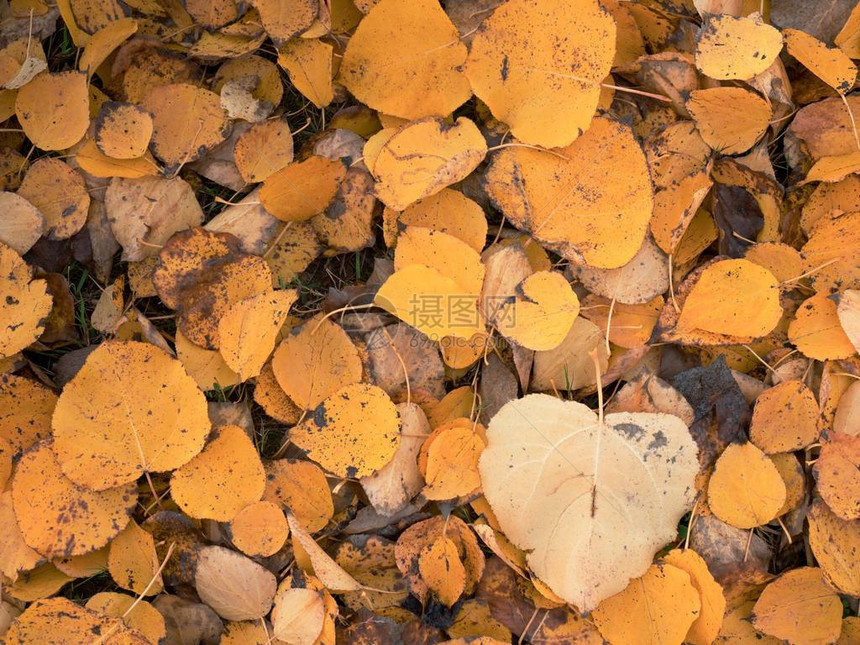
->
375;264;485;340
218;290;297;381
5;597;148;644
371;117;487;211
707;442;786;529
278;38;333;108
52;340;211;490
751;568;842;645
592;563;701;644
750;380;820;453
339;0;470;120
418;536;466;607
259;155;346;222
271;315;362;409
808;498;860;596
15;71;89;151
678;259;782;338
141;83;230;168
479;394;698;610
789;293;856;360
11;441;136;558
663;549;726;645
108;520;162;596
287;513;362;592
93;101;153;159
171;425;266;522
785;28;857;94
484;117;653;269
289;383;400;478
687;87;772;155
230;500;289;557
695;14;783;81
495;271;580;351
465;0;615;147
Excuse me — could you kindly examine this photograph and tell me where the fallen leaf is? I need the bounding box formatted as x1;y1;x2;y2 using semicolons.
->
479;393;698;610
194;544;277;621
51;340;211;490
465;0;615;147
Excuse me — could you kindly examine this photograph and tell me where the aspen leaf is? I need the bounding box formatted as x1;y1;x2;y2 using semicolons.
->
789;293;857;360
695;14;783;80
750;380;820;453
687;87;772;155
771;452;807;517
0;192;44;254
253;0;317;42
18;158;89;241
263;458;333;532
278;38;333;108
662;549;726;645
785;28;858;94
383;188;488;253
271;316;363;410
745;242;805;283
141;83;230;168
78;18;138;75
371;117;487;211
751;568;842;645
52;340;211;490
271;587;326;644
108;520;162;596
171;425;266;522
485;117;654;269
801;211;860;293
105;176;204;262
580;294;663;349
479;394;698;611
335;535;409;611
808;498;860;596
494;271;580;351
12;440;136;558
75;138;160;179
394;515;484;604
290;383;400;478
678;259;782;338
217;289;297;381
259;155;346;222
814;432;860;520
707;442;786;529
0;244;52;359
195;545;277;621
4;597;148;645
94;102;154;159
287;513;362;592
375;264;485;340
423;422;485;501
834;380;860;436
465;0;615;148
419;537;466;607
339;0;471;120
230;500;289;558
592;563;701;645
234;118;294;183
6;562;73;602
15;71;89;151
394;227;485;297
85;593;166;645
